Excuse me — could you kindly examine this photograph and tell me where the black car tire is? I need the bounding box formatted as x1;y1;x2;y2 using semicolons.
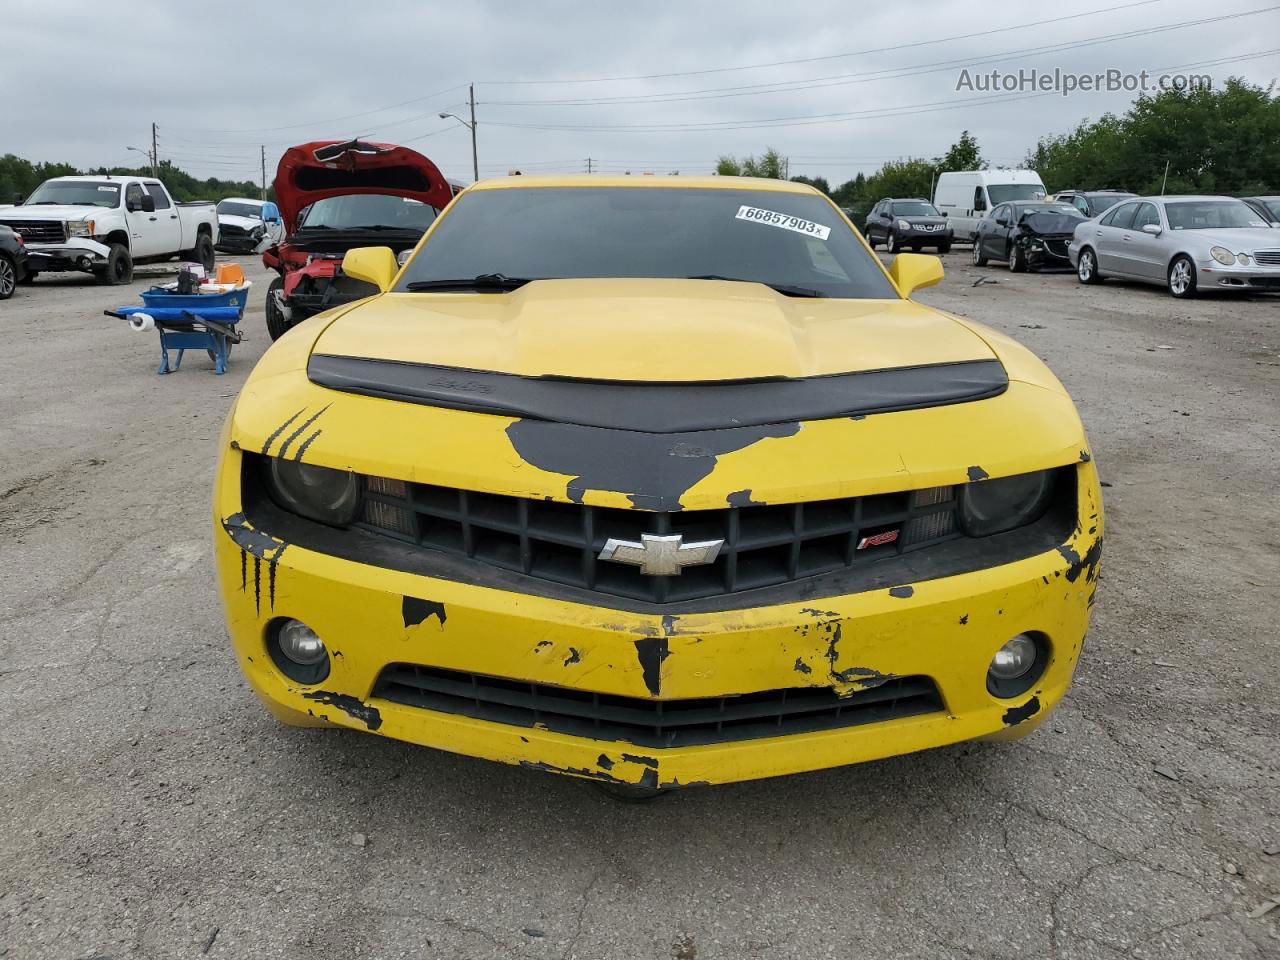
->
1167;255;1198;299
1076;247;1103;284
95;243;134;285
1009;244;1027;272
888;231;903;254
938;242;951;254
0;254;15;299
187;233;216;273
866;233;877;250
265;276;293;341
972;240;989;266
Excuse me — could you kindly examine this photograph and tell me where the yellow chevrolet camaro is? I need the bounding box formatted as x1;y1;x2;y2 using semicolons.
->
214;175;1102;790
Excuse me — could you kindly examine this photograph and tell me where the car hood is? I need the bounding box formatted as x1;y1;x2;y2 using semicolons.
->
1018;213;1084;236
274;139;453;233
217;213;263;230
0;205;105;221
1176;227;1280;249
309;278;999;382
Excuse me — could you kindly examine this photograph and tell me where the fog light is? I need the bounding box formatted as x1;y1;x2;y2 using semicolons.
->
987;632;1049;698
278;619;326;664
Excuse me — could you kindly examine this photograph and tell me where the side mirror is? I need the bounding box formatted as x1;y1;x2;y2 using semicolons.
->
940;210;948;217
341;246;399;293
13;193;24;205
1141;223;1162;236
888;252;944;296
140;194;156;213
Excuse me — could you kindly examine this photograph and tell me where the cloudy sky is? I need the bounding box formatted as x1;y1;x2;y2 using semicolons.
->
4;0;1276;188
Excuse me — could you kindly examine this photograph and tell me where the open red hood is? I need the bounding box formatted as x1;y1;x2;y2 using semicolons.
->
273;139;453;233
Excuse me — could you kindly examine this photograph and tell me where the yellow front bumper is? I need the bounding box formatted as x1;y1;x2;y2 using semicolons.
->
214;454;1102;788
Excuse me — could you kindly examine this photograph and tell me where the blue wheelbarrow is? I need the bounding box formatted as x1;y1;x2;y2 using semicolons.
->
106;284;250;375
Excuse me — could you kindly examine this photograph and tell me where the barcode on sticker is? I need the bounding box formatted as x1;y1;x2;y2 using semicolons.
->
735;205;830;240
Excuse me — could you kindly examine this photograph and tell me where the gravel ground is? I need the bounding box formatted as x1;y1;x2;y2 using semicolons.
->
1;253;1277;960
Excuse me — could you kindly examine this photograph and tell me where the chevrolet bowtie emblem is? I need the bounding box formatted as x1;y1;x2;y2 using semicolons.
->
598;533;723;576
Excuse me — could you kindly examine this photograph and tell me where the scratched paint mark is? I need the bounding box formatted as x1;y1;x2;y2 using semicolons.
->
1003;696;1041;726
967;465;989;482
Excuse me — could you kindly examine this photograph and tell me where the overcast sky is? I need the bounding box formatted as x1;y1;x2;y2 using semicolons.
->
3;0;1276;189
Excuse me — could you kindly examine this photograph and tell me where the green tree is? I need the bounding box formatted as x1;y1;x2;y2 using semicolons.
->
713;148;787;179
935;130;983;172
715;155;742;176
790;174;831;195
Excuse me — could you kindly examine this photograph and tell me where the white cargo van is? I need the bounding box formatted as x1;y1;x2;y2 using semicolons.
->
934;170;1048;242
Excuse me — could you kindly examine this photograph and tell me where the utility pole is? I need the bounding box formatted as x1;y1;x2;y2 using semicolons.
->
261;145;267;200
1160;159;1170;196
468;83;478;182
585;157;594;173
150;122;159;178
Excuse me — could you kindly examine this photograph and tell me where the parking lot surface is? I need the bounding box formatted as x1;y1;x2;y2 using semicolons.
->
1;255;1277;959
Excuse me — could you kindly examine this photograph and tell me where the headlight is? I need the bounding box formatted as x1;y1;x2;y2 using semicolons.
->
264;457;361;526
251;225;265;239
897;219;911;231
67;220;95;237
1210;246;1235;266
960;470;1053;537
1030;239;1044;249
1236;252;1250;265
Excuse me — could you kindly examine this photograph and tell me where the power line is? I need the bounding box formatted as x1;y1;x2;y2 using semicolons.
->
478;0;1173;85
480;7;1279;108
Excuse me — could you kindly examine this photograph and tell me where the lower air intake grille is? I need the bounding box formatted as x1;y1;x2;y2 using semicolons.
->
371;664;946;748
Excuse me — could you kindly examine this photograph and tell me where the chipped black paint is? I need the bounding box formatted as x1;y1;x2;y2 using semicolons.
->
505;419;801;511
793;657;813;675
727;489;765;507
402;596;447;628
959;614;969;625
222;512;288;613
835;666;897;689
621;753;659;769
1002;695;1041;726
302;691;383;730
634;636;669;696
597;754;614;770
889;585;914;599
563;647;581;666
661;614;679;636
1057;537;1103;584
967;465;989;482
520;759;632;786
1079;450;1091;463
535;640;552;649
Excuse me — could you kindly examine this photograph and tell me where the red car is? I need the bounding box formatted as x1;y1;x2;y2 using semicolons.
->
263;139;454;340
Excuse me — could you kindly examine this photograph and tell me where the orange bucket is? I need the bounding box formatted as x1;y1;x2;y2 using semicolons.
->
215;263;246;285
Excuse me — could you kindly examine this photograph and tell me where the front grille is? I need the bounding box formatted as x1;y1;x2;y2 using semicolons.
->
1044;239;1070;258
358;478;958;603
1252;249;1280;266
0;219;67;243
372;663;946;748
219;222;248;238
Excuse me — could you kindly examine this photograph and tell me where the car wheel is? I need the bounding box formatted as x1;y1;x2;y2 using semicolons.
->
1077;247;1103;284
972;241;989;266
1167;255;1197;298
1009;244;1027;272
95;243;133;285
0;254;16;299
888;231;902;254
866;234;877;250
191;233;216;273
938;242;951;254
265;276;293;341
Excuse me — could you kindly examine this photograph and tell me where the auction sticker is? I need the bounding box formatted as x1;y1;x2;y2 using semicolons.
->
735;205;830;240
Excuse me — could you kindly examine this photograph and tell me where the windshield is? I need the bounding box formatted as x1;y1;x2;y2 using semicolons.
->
397;187;899;299
25;180;120;208
1165;201;1270;230
298;194;438;231
1084;193;1135;212
891;201;940;217
987;183;1047;204
217;200;263;219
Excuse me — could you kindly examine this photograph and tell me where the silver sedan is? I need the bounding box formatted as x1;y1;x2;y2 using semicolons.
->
1068;196;1280;298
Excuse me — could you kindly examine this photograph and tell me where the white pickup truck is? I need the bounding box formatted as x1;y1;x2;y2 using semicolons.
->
0;176;218;284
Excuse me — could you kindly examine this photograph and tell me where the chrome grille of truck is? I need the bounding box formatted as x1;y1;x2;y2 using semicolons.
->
0;219;67;243
1252;249;1280;266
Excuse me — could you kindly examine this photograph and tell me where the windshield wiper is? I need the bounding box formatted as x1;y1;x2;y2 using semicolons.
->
684;275;824;298
405;273;534;293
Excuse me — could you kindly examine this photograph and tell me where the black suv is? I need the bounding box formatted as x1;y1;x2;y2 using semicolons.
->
0;224;29;300
1052;190;1136;219
863;198;952;253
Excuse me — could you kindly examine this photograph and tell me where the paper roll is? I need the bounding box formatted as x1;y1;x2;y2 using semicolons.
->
129;313;156;332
